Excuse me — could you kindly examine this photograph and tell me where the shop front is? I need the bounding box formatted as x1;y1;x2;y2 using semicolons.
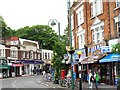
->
99;53;120;85
20;60;44;75
0;64;10;78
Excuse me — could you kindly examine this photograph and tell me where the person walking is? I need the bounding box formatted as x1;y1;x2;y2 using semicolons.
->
95;72;100;90
88;70;93;89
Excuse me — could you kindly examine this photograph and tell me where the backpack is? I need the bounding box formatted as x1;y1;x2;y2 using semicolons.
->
90;75;95;82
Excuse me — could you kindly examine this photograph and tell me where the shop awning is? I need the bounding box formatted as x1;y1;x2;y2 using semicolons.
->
0;64;10;69
19;60;44;64
81;54;106;64
12;64;23;67
99;53;120;63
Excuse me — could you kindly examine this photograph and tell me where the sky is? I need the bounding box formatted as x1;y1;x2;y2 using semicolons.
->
0;0;68;35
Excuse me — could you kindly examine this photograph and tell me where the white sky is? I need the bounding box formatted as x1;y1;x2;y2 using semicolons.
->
0;0;68;35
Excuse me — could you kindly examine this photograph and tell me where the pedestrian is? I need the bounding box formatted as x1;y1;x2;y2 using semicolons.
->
88;70;93;89
95;72;100;90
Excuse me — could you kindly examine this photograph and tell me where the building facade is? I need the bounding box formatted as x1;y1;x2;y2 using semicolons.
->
68;0;120;85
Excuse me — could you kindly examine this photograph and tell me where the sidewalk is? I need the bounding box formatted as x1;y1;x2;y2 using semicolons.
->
40;75;117;89
82;82;117;88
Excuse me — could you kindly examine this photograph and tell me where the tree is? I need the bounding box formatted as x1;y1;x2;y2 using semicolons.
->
112;43;120;54
15;25;59;50
0;16;13;38
51;27;68;79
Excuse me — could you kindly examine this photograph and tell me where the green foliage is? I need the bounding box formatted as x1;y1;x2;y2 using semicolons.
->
112;43;120;54
0;16;13;38
1;16;69;78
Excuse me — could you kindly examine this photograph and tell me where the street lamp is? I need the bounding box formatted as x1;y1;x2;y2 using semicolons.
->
48;19;60;37
67;0;75;89
77;51;82;90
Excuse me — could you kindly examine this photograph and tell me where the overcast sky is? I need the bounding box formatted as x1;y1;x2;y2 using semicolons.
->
0;0;68;35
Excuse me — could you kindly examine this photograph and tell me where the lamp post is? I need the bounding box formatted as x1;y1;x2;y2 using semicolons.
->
48;19;60;37
67;0;75;90
77;51;82;90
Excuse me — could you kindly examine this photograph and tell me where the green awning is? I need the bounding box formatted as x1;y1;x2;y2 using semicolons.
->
0;64;10;69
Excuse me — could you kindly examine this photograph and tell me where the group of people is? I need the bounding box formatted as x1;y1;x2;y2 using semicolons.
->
43;70;54;82
32;68;42;75
87;69;100;90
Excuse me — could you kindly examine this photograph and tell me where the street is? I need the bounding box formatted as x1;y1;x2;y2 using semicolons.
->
0;75;117;90
1;75;65;89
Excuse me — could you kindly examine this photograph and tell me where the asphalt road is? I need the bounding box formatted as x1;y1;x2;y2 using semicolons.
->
0;75;117;90
0;75;65;90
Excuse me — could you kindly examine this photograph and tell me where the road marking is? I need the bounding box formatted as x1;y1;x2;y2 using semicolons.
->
53;87;55;88
38;81;41;83
45;84;49;86
11;80;17;88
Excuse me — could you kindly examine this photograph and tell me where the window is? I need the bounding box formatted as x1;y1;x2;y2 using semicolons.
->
0;49;1;56
92;26;104;44
34;53;37;59
11;50;17;58
91;0;103;18
38;53;40;59
97;33;100;39
45;53;47;59
91;2;94;18
22;52;25;59
48;53;50;59
92;30;95;43
77;5;84;25
80;35;83;43
27;52;29;59
30;51;33;59
118;22;120;37
71;15;73;30
116;0;120;7
43;52;44;59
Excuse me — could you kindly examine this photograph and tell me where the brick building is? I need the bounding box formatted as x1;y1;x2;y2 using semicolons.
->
68;0;120;85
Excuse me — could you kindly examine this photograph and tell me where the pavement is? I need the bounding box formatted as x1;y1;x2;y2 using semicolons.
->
39;75;117;90
1;75;117;90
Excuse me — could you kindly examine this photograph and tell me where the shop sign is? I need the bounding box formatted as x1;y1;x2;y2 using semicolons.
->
101;46;111;53
8;63;12;66
112;56;120;61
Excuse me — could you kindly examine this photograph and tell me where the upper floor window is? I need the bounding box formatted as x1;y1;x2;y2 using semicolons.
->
92;25;104;44
48;53;50;59
91;0;103;18
38;53;40;59
30;51;33;59
0;49;2;56
116;0;120;7
43;52;44;59
77;5;84;25
117;21;120;37
27;52;29;59
34;53;37;59
71;15;74;30
11;50;17;58
22;52;25;59
45;53;47;59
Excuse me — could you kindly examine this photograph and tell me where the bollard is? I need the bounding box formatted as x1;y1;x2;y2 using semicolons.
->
79;78;82;90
